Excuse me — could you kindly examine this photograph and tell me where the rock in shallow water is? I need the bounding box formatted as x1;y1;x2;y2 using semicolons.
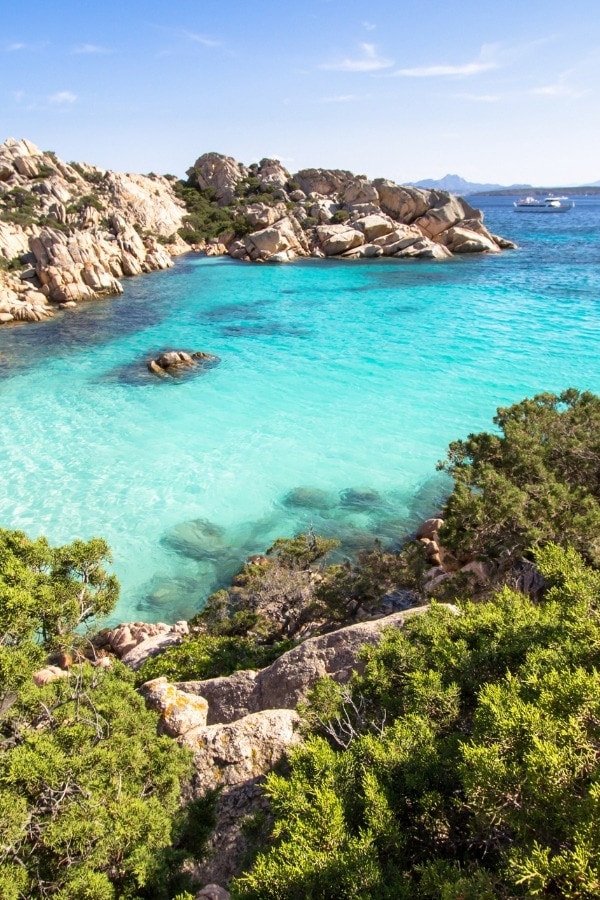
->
282;486;338;510
147;349;220;376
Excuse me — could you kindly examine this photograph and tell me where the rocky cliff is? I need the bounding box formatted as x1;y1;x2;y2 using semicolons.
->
0;139;515;327
0;137;188;324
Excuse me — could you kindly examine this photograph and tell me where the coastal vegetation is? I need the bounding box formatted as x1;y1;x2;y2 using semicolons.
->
0;530;198;899
3;390;600;897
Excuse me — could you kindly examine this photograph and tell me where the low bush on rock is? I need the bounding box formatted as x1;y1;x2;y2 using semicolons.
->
232;544;600;898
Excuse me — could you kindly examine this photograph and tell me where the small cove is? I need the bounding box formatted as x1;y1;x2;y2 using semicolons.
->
1;196;599;624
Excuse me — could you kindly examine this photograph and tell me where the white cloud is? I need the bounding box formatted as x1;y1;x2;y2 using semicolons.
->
454;92;501;102
321;94;361;103
362;21;376;31
49;91;78;105
320;43;393;72
181;29;221;48
7;42;26;51
531;82;587;98
395;59;496;77
72;43;110;55
12;90;25;103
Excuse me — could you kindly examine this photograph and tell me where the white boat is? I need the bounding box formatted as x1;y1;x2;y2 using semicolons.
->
514;195;574;212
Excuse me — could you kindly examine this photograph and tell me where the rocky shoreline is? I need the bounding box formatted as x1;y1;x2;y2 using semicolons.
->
0;137;515;327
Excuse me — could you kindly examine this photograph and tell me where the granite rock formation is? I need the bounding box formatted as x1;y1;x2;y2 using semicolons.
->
1;138;515;327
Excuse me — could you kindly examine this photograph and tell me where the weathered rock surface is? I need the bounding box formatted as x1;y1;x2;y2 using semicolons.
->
147;350;220;377
0;137;189;326
141;677;209;737
142;604;453;888
177;606;433;726
96;619;189;666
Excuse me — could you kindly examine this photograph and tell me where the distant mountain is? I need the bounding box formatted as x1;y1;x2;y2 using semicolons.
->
410;174;531;196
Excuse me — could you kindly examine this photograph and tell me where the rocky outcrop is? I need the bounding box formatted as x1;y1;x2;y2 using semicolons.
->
176;606;431;725
95;620;189;669
1;137;515;327
0;137;189;325
147;350;220;377
187;152;248;204
141;604;448;887
184;151;510;265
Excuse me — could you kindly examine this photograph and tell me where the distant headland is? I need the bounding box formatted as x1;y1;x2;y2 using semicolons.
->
0;138;515;327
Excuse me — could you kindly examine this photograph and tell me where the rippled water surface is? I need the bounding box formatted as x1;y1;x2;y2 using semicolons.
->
1;195;599;623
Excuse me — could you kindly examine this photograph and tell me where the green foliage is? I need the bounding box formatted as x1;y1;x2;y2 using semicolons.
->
136;632;291;685
0;255;23;272
232;545;600;898
331;209;350;223
0;664;192;899
438;389;600;566
266;531;339;570
301;215;318;230
69;162;105;185
0;528;193;898
0;186;41;226
316;543;423;621
173;180;245;244
67;193;105;214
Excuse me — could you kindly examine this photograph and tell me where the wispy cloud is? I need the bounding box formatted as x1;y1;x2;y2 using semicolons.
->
320;43;393;72
531;81;587;98
395;59;496;77
5;40;49;52
49;91;77;105
321;94;361;103
12;90;25;103
72;43;110;55
454;92;502;102
180;29;221;48
362;21;376;31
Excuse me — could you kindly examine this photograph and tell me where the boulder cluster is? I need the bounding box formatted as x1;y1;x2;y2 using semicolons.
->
138;606;439;886
188;152;515;263
1;139;515;326
0;137;188;324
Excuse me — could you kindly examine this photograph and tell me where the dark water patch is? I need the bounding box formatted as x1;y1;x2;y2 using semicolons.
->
136;573;211;620
219;322;311;339
0;287;172;382
202;302;265;322
339;487;383;509
407;473;453;524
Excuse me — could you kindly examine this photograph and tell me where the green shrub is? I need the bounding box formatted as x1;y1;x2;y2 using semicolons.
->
331;209;350;223
232;544;600;898
0;528;193;899
438;389;600;566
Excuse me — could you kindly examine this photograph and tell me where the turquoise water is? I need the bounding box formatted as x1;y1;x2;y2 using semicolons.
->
1;196;599;623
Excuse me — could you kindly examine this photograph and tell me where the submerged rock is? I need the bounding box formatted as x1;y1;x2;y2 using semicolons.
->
339;487;382;508
162;518;228;560
282;486;338;510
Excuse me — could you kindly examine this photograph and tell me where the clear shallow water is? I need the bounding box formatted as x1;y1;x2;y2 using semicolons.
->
1;195;599;623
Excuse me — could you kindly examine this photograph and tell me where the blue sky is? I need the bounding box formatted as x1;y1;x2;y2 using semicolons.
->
2;0;599;185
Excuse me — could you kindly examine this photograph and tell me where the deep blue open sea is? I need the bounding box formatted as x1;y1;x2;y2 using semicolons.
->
1;194;599;623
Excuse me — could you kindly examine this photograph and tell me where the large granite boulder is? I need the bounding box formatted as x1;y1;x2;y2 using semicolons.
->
244;216;308;261
187;152;248;204
315;223;365;256
294;168;355;197
104;171;186;237
177;606;434;725
414;194;482;239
